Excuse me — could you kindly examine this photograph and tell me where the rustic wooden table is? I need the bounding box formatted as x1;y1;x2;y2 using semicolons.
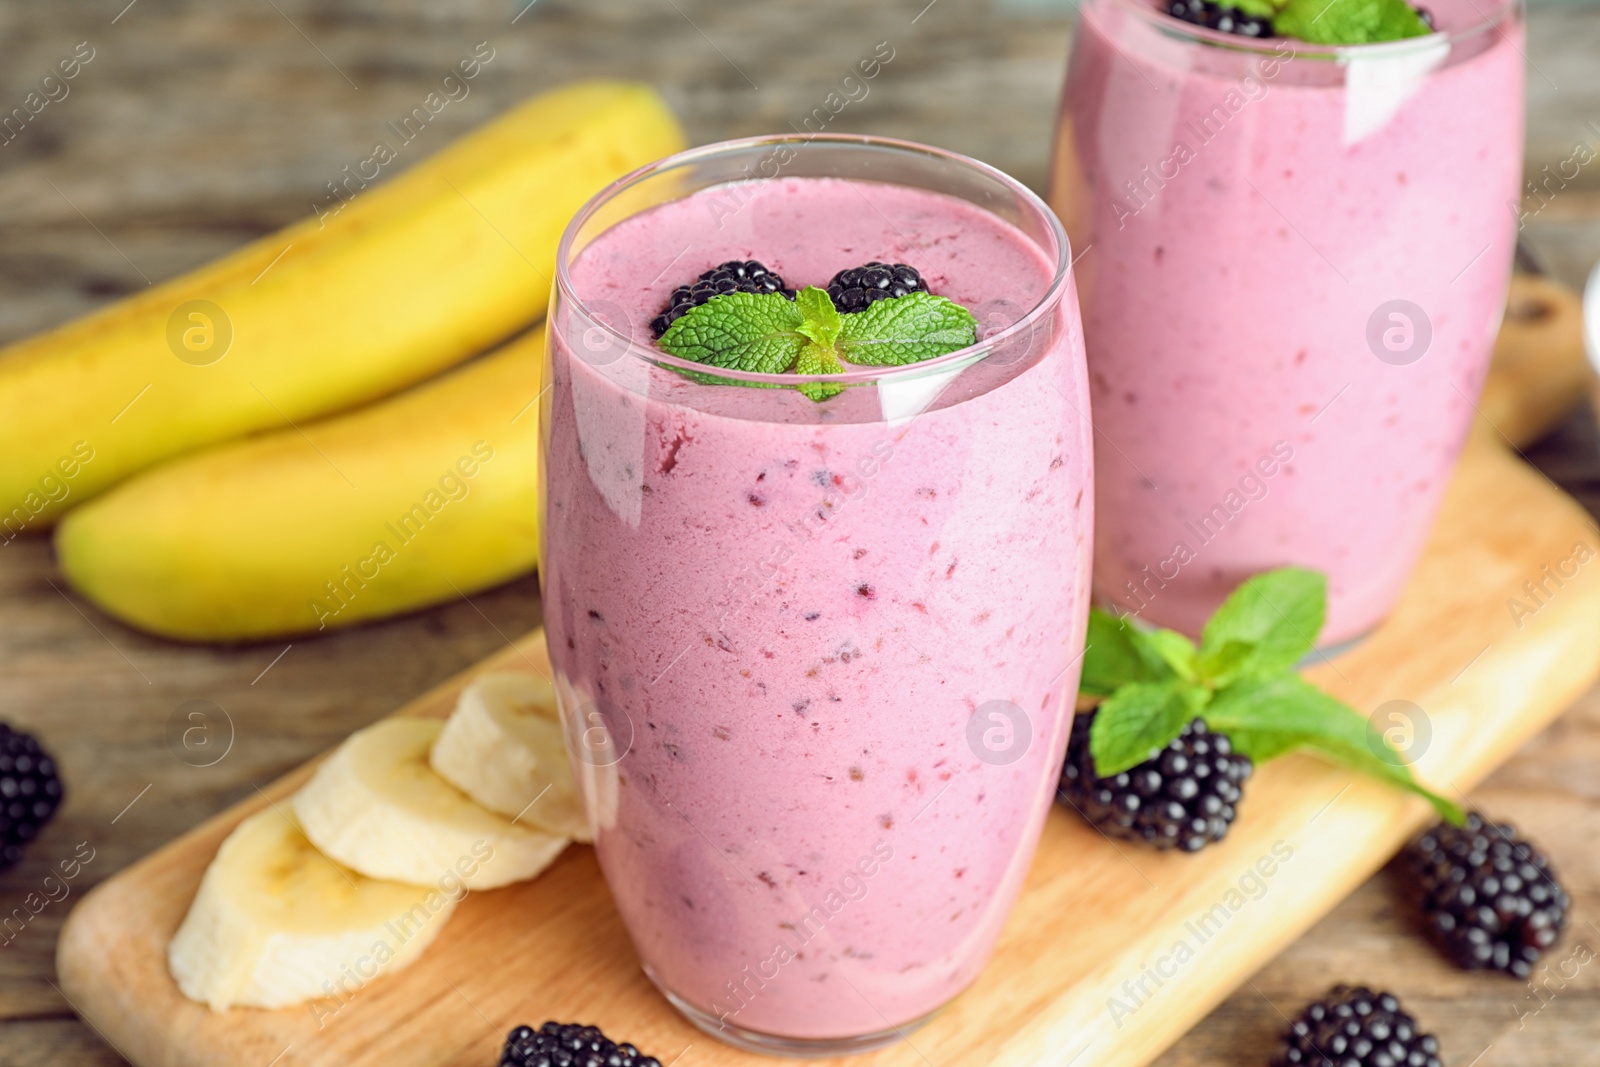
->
2;2;1597;1064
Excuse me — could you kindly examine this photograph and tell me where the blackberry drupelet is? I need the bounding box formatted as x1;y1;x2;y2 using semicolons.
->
651;260;792;338
499;1022;661;1067
825;262;930;313
1272;985;1442;1067
1400;812;1569;978
1058;710;1251;852
1165;0;1273;37
0;722;65;871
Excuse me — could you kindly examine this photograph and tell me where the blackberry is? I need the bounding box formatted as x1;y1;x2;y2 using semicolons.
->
1272;985;1442;1067
499;1022;661;1067
651;260;791;338
1058;710;1250;852
825;262;929;313
1165;0;1273;37
0;723;65;871
1399;812;1569;978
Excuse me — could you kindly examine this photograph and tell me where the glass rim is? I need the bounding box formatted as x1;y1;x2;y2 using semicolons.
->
1101;0;1521;58
553;133;1075;387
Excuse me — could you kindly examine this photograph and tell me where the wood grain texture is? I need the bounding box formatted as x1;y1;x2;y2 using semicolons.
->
52;433;1600;1067
1478;274;1592;448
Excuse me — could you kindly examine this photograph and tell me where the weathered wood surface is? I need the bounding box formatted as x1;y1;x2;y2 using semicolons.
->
4;1;1600;1063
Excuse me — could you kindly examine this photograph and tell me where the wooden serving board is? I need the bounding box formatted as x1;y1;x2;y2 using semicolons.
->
1477;273;1592;448
53;424;1600;1067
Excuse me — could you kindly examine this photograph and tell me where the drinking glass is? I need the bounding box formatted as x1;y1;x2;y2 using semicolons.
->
541;134;1093;1054
1050;0;1524;644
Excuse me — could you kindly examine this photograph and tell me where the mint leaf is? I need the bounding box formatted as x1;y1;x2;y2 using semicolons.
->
837;292;978;367
1142;627;1199;683
794;286;841;350
1081;606;1200;694
1080;609;1198;694
1090;681;1209;777
1204;674;1464;823
795;341;844;402
1081;609;1170;696
656;285;978;402
1196;567;1324;686
792;288;846;402
658;291;806;372
1273;0;1431;44
1217;0;1281;16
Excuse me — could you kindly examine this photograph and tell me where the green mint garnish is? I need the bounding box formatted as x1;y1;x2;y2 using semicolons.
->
1215;0;1281;19
1090;681;1208;779
656;285;978;402
1273;0;1432;45
793;286;847;402
1196;566;1324;686
1080;568;1465;824
836;290;983;367
654;290;809;373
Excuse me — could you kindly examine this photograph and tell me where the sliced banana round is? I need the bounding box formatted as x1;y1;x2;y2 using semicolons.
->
430;672;590;842
168;806;459;1011
294;718;567;891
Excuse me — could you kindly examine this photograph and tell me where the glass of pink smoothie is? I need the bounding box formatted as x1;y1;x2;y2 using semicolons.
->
540;135;1092;1054
1049;0;1524;644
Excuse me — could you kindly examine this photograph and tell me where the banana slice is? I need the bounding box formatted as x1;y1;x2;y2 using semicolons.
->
168;806;458;1011
294;718;567;890
429;672;590;841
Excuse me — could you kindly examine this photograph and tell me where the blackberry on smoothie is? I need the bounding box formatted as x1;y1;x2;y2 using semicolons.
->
541;139;1092;1052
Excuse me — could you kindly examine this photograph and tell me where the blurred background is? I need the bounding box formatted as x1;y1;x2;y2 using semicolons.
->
1;1;1597;1063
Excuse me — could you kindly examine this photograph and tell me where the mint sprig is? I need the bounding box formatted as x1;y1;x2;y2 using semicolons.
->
793;286;846;402
1081;568;1464;824
656;286;978;402
1272;0;1432;44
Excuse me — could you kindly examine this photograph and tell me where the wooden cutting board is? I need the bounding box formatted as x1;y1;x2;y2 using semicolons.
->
55;279;1600;1067
53;436;1600;1067
1476;272;1592;447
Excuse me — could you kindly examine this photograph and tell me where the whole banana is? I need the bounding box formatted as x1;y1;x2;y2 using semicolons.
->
0;81;681;535
57;326;544;641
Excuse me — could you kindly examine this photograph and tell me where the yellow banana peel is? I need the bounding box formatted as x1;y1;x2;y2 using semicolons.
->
56;326;547;642
1;81;681;536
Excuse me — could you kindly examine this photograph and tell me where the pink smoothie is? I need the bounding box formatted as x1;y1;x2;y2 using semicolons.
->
541;174;1092;1040
1049;0;1524;643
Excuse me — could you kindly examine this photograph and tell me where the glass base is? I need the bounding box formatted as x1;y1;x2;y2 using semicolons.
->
651;974;943;1059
